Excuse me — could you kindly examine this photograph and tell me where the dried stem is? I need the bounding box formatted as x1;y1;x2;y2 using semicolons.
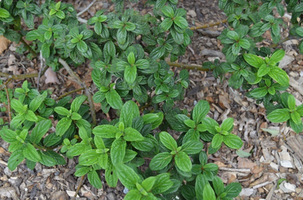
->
55;87;85;101
58;58;96;126
74;175;86;198
77;0;97;16
20;37;38;57
166;61;210;71
0;72;38;79
189;19;227;30
4;86;11;122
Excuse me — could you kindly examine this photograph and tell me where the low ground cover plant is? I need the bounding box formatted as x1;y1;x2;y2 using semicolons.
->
0;0;303;199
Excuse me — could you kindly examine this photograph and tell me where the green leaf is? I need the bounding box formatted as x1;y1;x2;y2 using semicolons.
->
77;40;88;53
267;108;290;123
23;143;41;162
221;118;234;131
161;6;174;18
94;22;102;35
142;112;164;129
142;177;157;192
117;28;127;45
159;131;178;151
26;30;42;41
249;86;268;99
41;43;50;58
182;141;203;154
56;117;72;136
71;95;86;112
223;134;243;149
25;110;38;122
127;52;136;65
56;10;65;19
150;46;166;59
243;54;264;68
125;22;136;31
11;99;24;113
136;59;149;69
124;127;144;141
8;150;25;171
29;92;47;112
119;101;140;127
296;27;303;37
225;182;242;198
268;67;289;86
203;184;216;200
195;174;208;199
54;106;70;116
0;127;18;143
111;138;126;165
226;31;239;40
192;100;210;124
270;49;285;63
88;170;102;189
104;41;116;57
113;20;124;29
212;176;225;195
297;104;303;116
75;166;90;177
211;134;223;149
43;133;61;147
149;152;173;171
39;151;56;167
184;119;196;129
124;190;141;200
105;89;123;109
125;65;137;84
116;164;141;189
151;173;173;194
239;39;250;49
291;111;301;125
71;112;82;120
174;16;188;29
287;95;296;110
30;120;52;144
160;18;173;31
93;125;119;138
44;150;66;165
257;64;270;77
175;151;192;172
0;8;10;18
79;149;99;166
232;43;240;55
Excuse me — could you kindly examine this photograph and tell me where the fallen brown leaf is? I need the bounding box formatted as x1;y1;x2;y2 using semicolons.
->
0;36;11;55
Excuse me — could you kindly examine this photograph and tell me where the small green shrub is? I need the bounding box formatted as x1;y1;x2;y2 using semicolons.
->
0;0;303;199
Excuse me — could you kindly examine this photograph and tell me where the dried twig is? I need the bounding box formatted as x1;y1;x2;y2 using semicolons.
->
77;0;97;16
4;85;11;122
55;87;85;101
166;61;209;71
219;167;251;173
74;175;86;198
189;19;227;30
58;58;96;125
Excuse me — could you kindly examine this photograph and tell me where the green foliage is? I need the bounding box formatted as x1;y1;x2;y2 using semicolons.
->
1;0;303;199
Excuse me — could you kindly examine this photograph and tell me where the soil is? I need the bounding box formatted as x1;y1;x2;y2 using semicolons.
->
1;0;303;200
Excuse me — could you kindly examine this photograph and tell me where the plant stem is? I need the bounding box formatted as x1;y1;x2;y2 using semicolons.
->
4;85;11;122
0;72;38;79
166;62;210;71
20;37;38;57
55;87;85;101
74;175;86;198
189;19;227;30
58;58;97;126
